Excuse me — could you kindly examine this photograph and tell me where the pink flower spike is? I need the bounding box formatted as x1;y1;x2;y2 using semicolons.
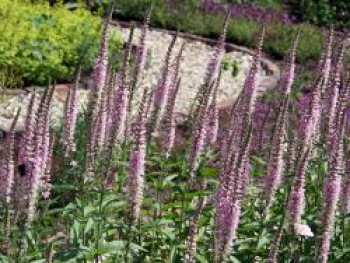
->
162;78;181;157
125;88;149;222
0;108;21;204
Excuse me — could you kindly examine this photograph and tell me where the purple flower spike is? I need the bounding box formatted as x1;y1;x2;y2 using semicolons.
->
342;148;350;213
41;136;54;199
215;126;252;262
189;81;215;179
26;85;54;222
132;10;151;89
63;68;80;157
320;27;334;93
287;148;310;226
264;98;288;214
94;87;108;154
18;93;37;169
162;78;181;157
92;16;110;97
126;88;149;223
86;14;111;170
204;10;230;87
318;116;345;263
326;41;345;143
279;33;298;96
149;34;177;135
206;71;221;145
0;108;21;204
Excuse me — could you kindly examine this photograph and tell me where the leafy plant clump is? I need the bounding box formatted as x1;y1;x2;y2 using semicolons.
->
222;58;239;77
0;0;122;88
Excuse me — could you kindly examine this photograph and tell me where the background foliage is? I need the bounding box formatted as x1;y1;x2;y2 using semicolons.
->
0;0;122;88
112;0;323;64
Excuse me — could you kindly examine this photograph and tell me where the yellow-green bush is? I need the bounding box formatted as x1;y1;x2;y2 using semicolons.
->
0;0;122;88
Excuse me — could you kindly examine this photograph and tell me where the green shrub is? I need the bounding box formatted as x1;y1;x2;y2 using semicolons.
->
0;0;122;88
290;0;350;28
265;22;323;62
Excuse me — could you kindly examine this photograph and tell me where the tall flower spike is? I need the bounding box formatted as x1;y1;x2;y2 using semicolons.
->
263;97;289;215
171;41;185;88
86;11;111;170
334;72;350;135
27;85;54;222
243;25;265;117
149;33;177;136
216;124;253;262
63;67;80;157
188;80;215;179
326;40;345;140
121;25;136;138
161;78;181;157
204;9;230;87
104;89;129;176
103;73;131;175
145;89;154;121
94;84;108;155
287;147;310;226
125;88;149;223
342;145;350;213
224;26;265;172
184;180;207;263
41;136;54;199
206;69;221;145
106;67;116;134
100;27;135;176
38;86;55;177
131;8;151;91
319;26;334;94
18;93;37;169
0;108;21;203
195;10;229;121
92;10;110;97
229;25;265;137
303;74;323;148
160;42;185;156
318;113;346;263
267;216;284;263
280;32;298;97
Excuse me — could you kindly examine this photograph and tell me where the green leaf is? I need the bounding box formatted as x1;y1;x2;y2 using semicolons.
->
164;174;178;182
256;229;270;250
83;205;96;217
84;217;94;235
229;256;241;263
195;253;209;263
199;166;218;178
130;243;148;253
102;240;125;252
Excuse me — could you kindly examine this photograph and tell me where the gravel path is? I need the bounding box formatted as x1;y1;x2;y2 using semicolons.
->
119;26;277;119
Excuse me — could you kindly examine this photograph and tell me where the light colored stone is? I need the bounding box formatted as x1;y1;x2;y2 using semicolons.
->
119;26;273;119
0;89;88;132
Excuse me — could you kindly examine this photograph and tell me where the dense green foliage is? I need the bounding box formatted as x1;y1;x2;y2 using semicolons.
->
0;0;122;88
112;0;323;64
290;0;350;28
